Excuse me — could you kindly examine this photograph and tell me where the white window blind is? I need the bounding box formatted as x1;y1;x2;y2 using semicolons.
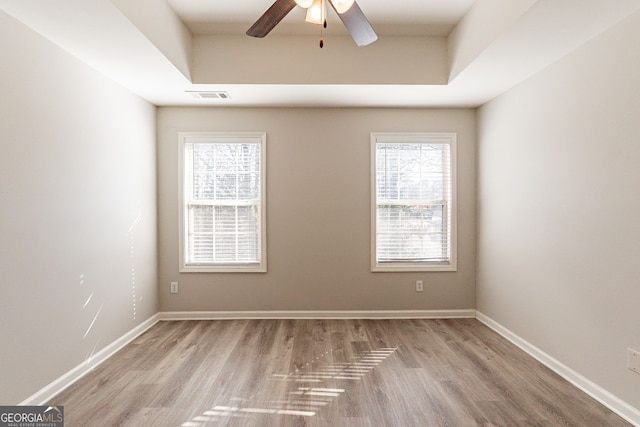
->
180;133;266;272
371;133;456;272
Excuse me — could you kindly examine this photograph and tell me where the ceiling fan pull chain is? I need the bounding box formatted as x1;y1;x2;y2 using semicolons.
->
319;0;326;48
319;6;325;48
319;25;323;48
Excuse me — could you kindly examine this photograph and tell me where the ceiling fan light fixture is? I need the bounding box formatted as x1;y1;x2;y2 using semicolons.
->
294;0;314;8
305;0;326;24
329;0;355;14
247;0;377;47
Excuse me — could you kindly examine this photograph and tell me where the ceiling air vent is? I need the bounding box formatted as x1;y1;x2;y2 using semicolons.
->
187;91;231;100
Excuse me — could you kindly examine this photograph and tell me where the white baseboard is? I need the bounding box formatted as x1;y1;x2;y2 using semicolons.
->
20;313;160;406
159;309;477;321
476;311;640;426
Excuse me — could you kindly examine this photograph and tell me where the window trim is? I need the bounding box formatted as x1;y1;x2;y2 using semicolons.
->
370;132;457;272
178;132;267;273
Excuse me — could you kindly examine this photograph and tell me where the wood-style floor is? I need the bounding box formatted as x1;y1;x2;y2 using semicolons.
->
50;319;630;426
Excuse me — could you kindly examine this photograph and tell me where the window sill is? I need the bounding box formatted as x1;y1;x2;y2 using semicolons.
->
180;264;267;273
371;262;457;273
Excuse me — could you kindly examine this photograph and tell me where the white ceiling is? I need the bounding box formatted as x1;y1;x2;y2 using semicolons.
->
1;0;639;108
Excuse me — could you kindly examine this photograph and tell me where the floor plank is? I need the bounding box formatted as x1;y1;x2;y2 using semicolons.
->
49;319;631;427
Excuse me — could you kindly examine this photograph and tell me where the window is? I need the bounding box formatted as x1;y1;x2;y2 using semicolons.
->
371;133;456;272
179;133;266;272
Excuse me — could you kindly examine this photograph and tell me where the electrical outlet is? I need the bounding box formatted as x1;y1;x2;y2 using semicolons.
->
628;348;640;375
170;282;178;294
416;280;424;292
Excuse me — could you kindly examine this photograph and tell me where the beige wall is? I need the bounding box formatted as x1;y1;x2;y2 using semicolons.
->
158;107;476;312
192;35;447;85
0;12;158;404
477;11;640;410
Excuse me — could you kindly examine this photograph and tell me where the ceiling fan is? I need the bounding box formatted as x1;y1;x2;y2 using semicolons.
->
246;0;378;47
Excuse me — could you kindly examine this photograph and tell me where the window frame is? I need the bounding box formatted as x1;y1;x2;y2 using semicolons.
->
178;132;267;273
370;132;457;272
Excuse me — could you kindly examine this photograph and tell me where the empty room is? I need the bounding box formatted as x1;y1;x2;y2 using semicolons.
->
1;0;639;425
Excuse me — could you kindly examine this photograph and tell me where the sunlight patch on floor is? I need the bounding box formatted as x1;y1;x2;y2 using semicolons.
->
180;346;398;426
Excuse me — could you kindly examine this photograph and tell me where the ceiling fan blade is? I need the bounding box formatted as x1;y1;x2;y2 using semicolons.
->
329;1;378;47
247;0;297;38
